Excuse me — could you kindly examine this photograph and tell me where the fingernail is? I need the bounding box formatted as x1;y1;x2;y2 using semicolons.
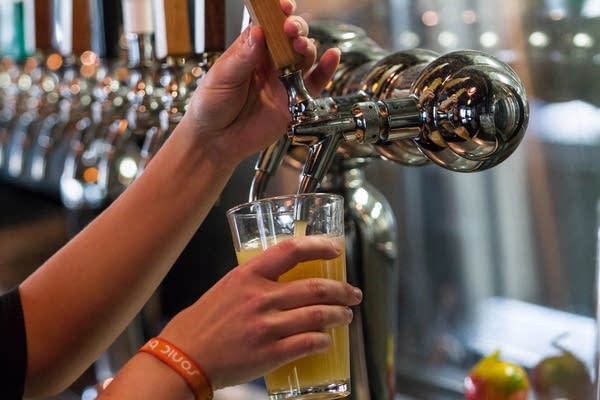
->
346;307;354;321
243;26;254;48
247;28;254;48
353;287;363;301
294;20;303;35
331;239;342;255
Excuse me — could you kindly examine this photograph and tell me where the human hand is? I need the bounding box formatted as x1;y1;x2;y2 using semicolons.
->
158;236;362;390
180;0;340;167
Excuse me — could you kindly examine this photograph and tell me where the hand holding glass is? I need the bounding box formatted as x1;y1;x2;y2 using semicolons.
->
226;193;350;399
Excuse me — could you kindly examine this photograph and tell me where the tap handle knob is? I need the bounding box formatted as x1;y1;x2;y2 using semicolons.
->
409;50;529;172
243;0;302;72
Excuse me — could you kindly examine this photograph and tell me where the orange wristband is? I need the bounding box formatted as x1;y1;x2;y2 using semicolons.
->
138;337;213;400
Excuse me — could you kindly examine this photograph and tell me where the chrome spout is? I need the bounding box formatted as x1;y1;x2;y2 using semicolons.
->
248;135;291;201
285;50;529;193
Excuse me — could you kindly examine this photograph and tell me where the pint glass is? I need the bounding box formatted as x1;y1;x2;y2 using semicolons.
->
226;193;350;399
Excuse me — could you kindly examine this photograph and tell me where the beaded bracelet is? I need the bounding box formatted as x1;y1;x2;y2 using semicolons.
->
138;337;213;400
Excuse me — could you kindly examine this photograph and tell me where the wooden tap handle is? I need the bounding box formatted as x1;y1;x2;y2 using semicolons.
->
35;0;52;51
163;0;193;56
243;0;302;71
203;0;226;53
72;1;91;55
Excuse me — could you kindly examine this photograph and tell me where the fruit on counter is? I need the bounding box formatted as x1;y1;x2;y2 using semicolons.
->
464;350;529;400
531;349;593;400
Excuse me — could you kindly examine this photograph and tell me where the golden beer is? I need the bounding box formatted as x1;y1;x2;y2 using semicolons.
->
235;235;350;399
227;193;349;399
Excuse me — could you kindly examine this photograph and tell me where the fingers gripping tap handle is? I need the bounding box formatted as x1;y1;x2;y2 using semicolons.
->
243;0;303;72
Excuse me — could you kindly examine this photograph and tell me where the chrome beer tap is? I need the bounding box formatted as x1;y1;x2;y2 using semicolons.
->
243;4;529;400
60;0;125;210
244;1;529;195
135;0;225;178
90;0;159;202
284;48;529;192
20;0;99;194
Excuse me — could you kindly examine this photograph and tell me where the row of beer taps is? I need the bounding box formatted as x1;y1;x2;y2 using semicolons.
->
0;0;224;210
1;0;530;212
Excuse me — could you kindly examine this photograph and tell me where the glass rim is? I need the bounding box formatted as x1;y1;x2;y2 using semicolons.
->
226;192;344;218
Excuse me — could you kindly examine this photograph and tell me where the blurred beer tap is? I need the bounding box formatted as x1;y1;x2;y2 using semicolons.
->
60;0;125;210
131;0;193;178
134;0;225;178
0;0;37;175
89;0;160;202
16;0;98;194
0;0;99;190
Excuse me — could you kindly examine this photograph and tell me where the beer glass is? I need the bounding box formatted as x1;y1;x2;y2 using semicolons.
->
226;193;350;399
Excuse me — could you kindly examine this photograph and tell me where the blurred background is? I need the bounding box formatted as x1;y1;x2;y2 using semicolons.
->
1;0;599;399
291;0;600;398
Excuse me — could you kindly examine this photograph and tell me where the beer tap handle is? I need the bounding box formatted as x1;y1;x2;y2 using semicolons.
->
72;1;91;56
50;0;92;58
0;0;35;60
242;0;302;72
34;0;52;54
153;0;192;60
198;0;226;54
244;0;314;198
89;0;122;61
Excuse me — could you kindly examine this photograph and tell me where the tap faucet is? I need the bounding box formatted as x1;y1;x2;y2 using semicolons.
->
244;1;529;196
285;49;529;191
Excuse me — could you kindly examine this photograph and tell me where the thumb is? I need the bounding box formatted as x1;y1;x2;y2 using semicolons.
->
203;26;268;90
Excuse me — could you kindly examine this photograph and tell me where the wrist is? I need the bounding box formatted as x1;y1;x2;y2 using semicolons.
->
133;352;195;400
138;337;214;400
101;350;196;400
174;112;242;174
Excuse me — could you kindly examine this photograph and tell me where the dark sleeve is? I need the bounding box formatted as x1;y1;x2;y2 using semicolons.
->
0;286;27;399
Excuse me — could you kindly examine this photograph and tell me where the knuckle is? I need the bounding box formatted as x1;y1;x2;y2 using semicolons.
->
226;265;249;284
247;291;273;312
307;278;328;300
301;333;329;355
249;317;272;340
309;308;326;326
278;239;301;258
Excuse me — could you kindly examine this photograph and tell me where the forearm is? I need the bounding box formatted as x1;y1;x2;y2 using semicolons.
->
20;116;237;396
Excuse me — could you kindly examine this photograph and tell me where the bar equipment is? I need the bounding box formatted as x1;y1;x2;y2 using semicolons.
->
0;0;98;197
242;2;529;400
59;0;126;210
0;0;38;179
134;0;224;176
26;1;100;194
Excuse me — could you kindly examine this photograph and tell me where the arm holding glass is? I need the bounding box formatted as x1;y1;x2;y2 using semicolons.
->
16;3;359;398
